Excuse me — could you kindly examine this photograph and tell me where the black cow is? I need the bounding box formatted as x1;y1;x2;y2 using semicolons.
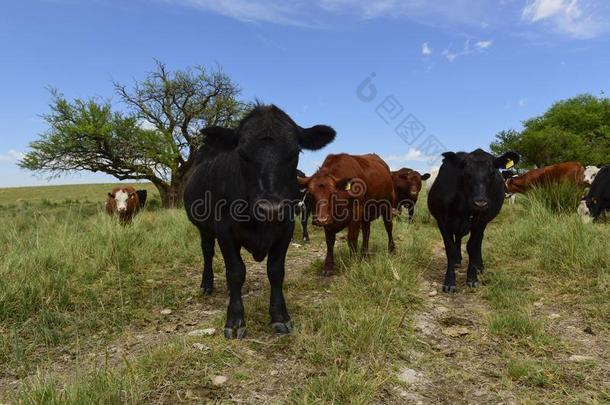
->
428;149;520;293
583;165;610;221
136;190;147;208
184;105;335;339
296;169;312;242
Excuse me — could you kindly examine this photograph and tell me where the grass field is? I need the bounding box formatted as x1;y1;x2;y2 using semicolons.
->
0;183;608;404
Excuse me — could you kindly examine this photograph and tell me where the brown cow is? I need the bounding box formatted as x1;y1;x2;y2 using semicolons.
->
391;168;431;221
106;186;141;223
298;153;395;276
505;161;585;194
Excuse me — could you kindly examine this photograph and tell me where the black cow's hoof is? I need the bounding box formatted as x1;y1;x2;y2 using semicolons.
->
466;280;479;288
271;321;293;335
303;237;310;244
477;267;485;274
442;285;457;294
224;326;247;339
322;269;333;277
201;287;213;296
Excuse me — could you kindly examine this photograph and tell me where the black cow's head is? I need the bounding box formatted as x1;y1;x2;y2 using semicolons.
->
584;166;610;220
202;105;335;221
443;149;520;213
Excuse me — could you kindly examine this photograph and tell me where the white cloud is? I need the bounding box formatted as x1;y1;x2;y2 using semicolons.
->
421;42;432;55
441;38;493;62
0;150;25;163
385;148;429;165
165;0;608;39
166;0;497;28
518;97;528;106
164;0;314;27
442;40;472;62
522;0;607;38
475;40;493;49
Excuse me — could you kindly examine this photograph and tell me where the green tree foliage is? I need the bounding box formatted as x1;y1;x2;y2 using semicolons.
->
20;61;249;208
490;94;610;168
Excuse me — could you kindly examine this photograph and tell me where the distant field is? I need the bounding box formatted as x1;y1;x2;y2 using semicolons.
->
0;182;159;206
0;183;608;403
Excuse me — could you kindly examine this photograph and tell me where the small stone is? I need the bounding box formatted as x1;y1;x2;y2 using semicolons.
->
146;279;155;284
188;328;216;337
568;355;594;363
435;306;450;314
428;290;438;297
291;243;302;248
398;368;425;385
212;375;228;386
442;325;470;337
533;302;543;308
270;370;278;376
160;309;172;315
414;318;436;336
192;343;209;351
473;389;486;397
548;313;560;320
163;323;178;333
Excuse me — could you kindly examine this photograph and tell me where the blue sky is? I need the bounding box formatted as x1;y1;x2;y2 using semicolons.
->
1;0;610;187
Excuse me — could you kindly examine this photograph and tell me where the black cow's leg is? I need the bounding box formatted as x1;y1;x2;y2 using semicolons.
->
454;234;463;268
347;221;360;254
439;224;458;293
323;228;336;276
408;202;415;222
218;239;247;339
301;206;310;243
200;234;215;295
361;221;371;259
466;224;486;287
267;236;292;334
382;203;396;254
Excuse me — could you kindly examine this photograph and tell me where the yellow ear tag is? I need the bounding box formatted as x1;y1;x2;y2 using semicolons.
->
345;182;351;191
505;159;514;169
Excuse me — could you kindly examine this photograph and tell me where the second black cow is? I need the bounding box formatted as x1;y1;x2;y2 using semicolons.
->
296;169;312;242
584;165;610;221
184;104;335;339
428;149;519;293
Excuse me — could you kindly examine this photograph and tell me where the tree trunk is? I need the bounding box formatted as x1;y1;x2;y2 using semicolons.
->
156;180;185;209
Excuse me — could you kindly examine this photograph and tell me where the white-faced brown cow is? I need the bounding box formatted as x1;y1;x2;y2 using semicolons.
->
106;186;142;223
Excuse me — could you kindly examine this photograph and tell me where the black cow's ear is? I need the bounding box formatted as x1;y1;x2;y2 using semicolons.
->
299;125;336;151
442;152;465;166
108;192;114;198
202;126;238;151
494;151;520;169
421;173;431;181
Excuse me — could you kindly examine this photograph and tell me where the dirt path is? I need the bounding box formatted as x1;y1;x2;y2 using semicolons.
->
395;242;512;404
397;241;610;404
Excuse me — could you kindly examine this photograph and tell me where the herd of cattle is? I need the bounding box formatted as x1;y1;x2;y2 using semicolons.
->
104;104;609;338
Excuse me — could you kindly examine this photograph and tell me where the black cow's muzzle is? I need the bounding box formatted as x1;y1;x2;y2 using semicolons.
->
473;199;489;212
253;199;287;222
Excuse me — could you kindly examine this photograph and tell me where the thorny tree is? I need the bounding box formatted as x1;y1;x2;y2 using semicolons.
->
21;61;249;207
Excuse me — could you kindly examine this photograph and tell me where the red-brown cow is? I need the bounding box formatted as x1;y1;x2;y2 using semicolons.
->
298;153;395;276
506;161;585;194
391;168;430;221
106;186;141;223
